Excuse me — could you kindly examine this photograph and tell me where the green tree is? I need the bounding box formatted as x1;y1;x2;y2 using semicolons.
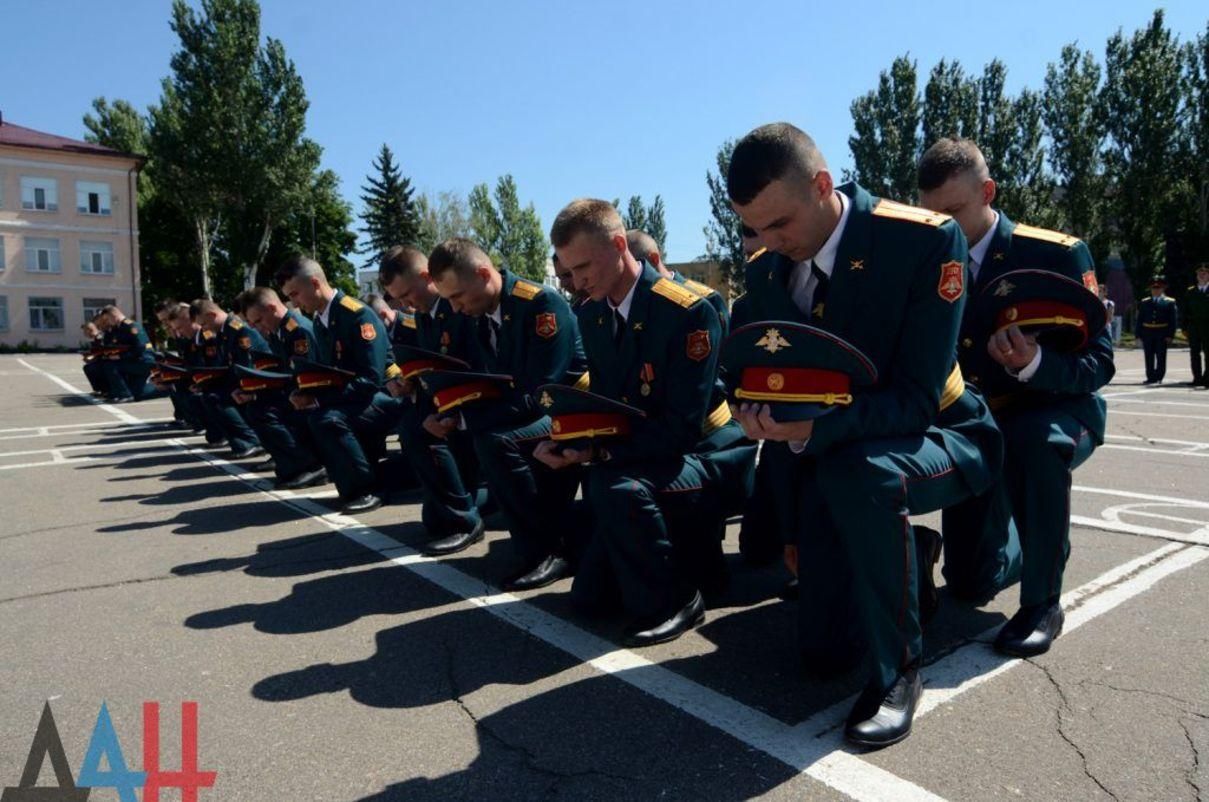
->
647;195;668;257
1183;22;1209;253
1043;44;1107;252
702;139;745;294
1100;10;1187;288
148;0;320;297
416;190;472;254
624;196;648;232
358;143;422;267
847;55;921;202
922;58;979;148
468;175;548;281
264;169;358;295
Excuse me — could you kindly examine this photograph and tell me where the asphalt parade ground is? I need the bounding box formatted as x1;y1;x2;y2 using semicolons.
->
1;350;1206;801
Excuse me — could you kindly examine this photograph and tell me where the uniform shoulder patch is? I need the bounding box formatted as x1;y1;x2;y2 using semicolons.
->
284;317;299;332
682;279;716;298
1012;223;1080;249
651;277;701;309
745;247;768;263
401;314;417;330
510;280;543;301
340;295;365;312
872;199;949;227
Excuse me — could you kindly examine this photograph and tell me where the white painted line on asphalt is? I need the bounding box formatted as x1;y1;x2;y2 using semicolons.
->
1105;433;1209;451
1107;396;1209;409
0;439;190;459
0;457;96;471
17;358;141;424
1102;409;1209;421
1100;443;1209;459
31;364;945;802
1075;485;1209;509
0;419;174;440
1070;516;1209;546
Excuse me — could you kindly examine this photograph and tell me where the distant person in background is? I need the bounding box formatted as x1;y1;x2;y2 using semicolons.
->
1097;285;1118;347
1184;263;1209;388
1135;277;1178;384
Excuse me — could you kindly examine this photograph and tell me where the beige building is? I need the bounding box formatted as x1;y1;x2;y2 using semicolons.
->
0;115;142;349
668;259;730;302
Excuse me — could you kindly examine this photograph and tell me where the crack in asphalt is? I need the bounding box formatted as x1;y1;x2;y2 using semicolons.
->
1180;718;1204;802
1028;659;1121;801
439;642;641;798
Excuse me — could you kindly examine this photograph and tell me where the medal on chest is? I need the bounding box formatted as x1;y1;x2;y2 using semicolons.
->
640;362;655;396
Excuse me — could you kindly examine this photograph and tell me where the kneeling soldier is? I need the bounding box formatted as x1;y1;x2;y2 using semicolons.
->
540;200;755;646
189;299;267;460
96;305;156;402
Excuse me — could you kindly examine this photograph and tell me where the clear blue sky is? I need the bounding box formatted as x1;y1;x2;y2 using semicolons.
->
2;1;1205;268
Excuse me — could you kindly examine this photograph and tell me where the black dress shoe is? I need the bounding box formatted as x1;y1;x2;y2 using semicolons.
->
423;520;485;556
252;458;277;473
203;439;229;450
276;467;328;490
230;445;265;460
624;591;705;647
504;555;571;591
845;668;923;749
341;493;383;515
994;599;1064;657
914;526;943;626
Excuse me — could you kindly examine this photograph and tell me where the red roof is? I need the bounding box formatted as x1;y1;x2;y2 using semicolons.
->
0;119;142;161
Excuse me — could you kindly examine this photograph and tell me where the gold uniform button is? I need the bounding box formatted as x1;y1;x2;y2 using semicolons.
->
622;396;629;403
962;338;973;348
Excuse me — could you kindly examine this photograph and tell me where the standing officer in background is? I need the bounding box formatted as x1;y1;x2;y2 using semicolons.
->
1136;277;1178;384
918;137;1114;655
1184;264;1209;387
236;287;328;489
726;123;1001;747
542;200;754;645
96;305;156;403
276;255;391;514
427;238;586;590
378;245;487;555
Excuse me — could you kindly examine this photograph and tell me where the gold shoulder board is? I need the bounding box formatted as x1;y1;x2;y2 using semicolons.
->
401;315;417;330
872;199;949;227
229;319;243;330
510;280;543;301
746;247;768;263
1012;223;1080;249
651;277;701;308
682;279;716;298
340;295;365;312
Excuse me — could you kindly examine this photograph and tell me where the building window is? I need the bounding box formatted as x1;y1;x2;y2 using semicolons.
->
83;297;116;321
80;241;115;275
76;181;112;216
20;177;58;211
0;297;8;331
29;297;64;331
0;237;5;271
24;237;62;273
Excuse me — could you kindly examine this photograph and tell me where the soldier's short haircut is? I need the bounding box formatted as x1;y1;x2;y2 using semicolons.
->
237;287;280;313
152;298;178;315
549;199;624;249
274;254;327;288
100;304;122;318
727;123;828;206
167;303;192;322
378;245;428;287
189;298;222;320
428;238;493;281
364;293;390;313
917;138;989;191
625;229;660;262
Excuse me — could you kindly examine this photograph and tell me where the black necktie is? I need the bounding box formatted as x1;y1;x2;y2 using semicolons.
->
477;316;495;357
810;262;830;321
613;308;626;348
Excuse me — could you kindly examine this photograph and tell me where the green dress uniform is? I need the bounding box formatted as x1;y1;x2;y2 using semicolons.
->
735;183;1001;694
242;309;323;482
164;335;200;426
82;333;111;395
395;298;487;539
304;290;392;501
569;263;755;627
1183;282;1209;386
943;214;1114;607
98;318;155;400
1136;293;1178;383
671;272;731;338
198;316;268;454
460;269;586;571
